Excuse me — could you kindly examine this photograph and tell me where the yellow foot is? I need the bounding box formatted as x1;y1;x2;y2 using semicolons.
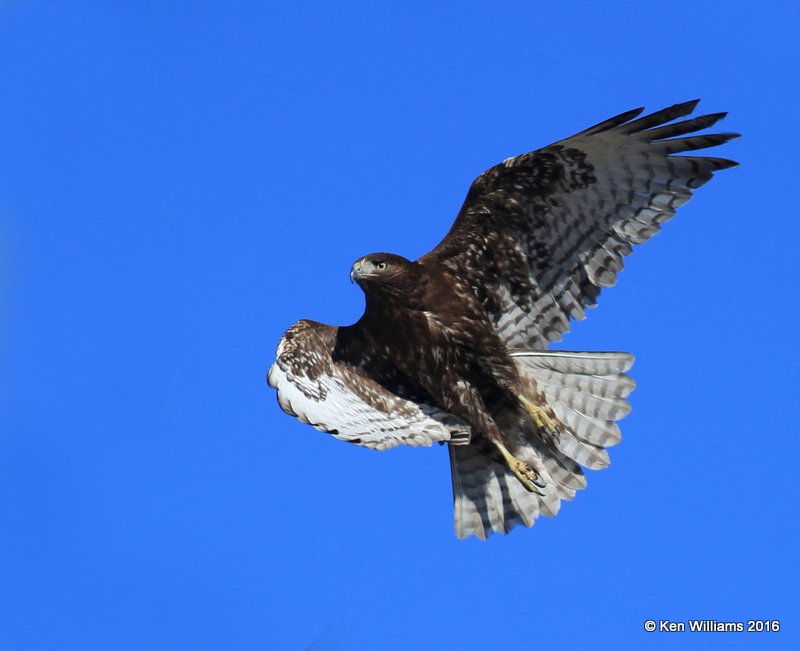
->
520;396;559;433
492;439;545;495
508;457;546;495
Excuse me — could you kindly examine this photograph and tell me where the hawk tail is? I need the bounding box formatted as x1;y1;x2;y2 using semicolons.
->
449;351;635;540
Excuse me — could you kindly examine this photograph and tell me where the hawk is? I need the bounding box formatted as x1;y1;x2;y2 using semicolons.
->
268;100;738;539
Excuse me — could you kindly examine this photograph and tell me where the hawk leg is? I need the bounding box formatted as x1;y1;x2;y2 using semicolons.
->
430;374;547;495
491;438;545;495
519;395;559;435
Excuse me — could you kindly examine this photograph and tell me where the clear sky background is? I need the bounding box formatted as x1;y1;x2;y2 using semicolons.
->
1;2;797;649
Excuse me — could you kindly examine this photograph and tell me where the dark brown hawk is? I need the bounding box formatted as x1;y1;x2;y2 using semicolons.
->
268;100;738;539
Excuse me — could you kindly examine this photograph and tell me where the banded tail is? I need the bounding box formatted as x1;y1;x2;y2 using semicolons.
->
450;351;635;539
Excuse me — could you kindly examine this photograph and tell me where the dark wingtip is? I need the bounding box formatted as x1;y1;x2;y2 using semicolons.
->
719;132;741;142
666;98;702;117
716;157;740;169
572;106;645;137
699;111;728;126
687;156;740;170
621;99;706;134
670;99;701;114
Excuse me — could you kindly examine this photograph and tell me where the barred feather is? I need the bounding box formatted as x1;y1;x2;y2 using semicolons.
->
450;351;634;539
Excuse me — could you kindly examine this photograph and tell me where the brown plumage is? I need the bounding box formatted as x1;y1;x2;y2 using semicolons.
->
268;100;738;539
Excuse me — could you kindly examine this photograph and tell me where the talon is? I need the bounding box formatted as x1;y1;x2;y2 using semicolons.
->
491;438;546;495
510;458;546;495
520;396;559;433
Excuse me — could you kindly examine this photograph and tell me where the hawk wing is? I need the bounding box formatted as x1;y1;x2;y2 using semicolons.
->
419;100;739;349
267;320;470;450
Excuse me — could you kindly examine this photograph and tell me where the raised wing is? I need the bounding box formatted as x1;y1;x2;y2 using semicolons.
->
268;320;470;450
420;100;739;349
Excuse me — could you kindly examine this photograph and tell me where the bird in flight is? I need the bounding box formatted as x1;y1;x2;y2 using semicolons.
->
268;100;738;539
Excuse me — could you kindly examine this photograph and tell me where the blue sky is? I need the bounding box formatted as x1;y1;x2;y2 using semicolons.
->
1;2;797;649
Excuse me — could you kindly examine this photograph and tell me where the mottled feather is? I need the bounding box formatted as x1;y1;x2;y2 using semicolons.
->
268;320;470;450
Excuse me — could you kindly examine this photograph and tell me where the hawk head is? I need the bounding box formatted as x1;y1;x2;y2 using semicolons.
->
350;253;423;300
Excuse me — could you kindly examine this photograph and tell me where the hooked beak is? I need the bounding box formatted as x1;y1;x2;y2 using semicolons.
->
350;260;364;283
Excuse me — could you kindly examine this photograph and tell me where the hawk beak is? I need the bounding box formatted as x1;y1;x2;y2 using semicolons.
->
350;260;363;283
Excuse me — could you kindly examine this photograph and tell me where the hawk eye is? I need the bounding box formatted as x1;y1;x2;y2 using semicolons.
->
376;261;387;271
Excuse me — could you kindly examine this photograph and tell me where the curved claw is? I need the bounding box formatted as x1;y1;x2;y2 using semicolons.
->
510;458;546;495
519;395;560;433
489;434;547;495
